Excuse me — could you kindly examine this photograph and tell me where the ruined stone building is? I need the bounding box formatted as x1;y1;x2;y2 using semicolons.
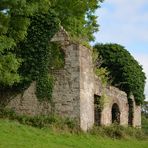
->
0;28;141;131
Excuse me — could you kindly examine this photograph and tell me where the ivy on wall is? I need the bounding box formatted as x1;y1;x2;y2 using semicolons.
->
16;10;64;101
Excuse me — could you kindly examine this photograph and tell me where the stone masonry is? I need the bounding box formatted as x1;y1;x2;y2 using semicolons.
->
0;27;141;131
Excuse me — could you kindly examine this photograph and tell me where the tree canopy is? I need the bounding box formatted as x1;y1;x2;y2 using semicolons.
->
94;43;146;104
0;0;103;100
50;0;103;42
0;0;103;87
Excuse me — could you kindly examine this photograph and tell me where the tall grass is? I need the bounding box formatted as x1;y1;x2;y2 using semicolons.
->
0;108;148;140
89;124;147;140
0;119;148;148
142;115;148;135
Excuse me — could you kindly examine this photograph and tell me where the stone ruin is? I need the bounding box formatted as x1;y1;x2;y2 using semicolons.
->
0;27;141;131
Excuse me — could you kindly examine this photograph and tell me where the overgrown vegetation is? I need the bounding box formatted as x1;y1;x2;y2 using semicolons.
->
50;0;104;42
94;43;146;104
0;0;103;101
0;119;148;148
0;108;147;140
90;124;147;140
142;115;148;135
17;11;60;101
92;49;109;111
0;108;77;130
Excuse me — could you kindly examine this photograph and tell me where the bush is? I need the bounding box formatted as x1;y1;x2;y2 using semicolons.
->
142;115;148;135
0;108;77;130
89;124;147;140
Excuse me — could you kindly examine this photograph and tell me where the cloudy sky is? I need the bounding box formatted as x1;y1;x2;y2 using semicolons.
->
95;0;148;100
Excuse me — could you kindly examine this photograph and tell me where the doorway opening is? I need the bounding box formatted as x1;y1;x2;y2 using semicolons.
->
94;95;101;126
112;103;120;124
128;99;134;126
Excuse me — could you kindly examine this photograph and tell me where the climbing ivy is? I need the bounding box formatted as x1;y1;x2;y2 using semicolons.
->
16;10;62;101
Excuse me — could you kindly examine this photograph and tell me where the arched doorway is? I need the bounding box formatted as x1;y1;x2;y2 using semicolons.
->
112;103;120;124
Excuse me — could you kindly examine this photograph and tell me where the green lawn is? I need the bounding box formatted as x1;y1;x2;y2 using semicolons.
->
0;119;147;148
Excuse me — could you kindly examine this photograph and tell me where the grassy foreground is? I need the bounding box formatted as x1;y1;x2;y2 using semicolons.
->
0;119;148;148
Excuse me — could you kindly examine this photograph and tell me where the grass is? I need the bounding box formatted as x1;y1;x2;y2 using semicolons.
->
0;119;148;148
142;116;148;134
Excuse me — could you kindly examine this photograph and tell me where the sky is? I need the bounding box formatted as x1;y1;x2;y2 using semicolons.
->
94;0;148;100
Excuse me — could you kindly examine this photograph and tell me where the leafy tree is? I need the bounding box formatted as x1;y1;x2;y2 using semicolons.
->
0;0;104;100
94;43;146;104
0;0;51;86
16;10;60;100
50;0;103;42
0;0;103;87
0;0;26;86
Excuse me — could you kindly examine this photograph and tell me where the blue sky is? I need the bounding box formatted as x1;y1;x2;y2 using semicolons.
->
94;0;148;100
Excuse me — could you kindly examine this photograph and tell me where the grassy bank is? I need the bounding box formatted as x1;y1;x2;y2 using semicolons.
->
142;116;148;134
0;119;148;148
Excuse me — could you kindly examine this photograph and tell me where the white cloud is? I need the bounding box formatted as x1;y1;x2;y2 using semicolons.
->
95;0;148;44
95;0;148;100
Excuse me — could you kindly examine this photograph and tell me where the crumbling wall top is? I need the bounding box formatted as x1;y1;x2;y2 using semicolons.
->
51;26;70;46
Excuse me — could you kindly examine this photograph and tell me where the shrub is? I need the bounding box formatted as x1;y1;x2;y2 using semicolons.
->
0;108;77;130
89;124;147;140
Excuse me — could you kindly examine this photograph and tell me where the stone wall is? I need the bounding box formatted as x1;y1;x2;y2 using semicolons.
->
79;45;95;131
133;104;141;127
52;43;80;121
0;27;141;130
99;86;129;126
1;82;51;116
131;96;141;127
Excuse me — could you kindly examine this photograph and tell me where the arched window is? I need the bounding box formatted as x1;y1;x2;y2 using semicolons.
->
112;103;120;124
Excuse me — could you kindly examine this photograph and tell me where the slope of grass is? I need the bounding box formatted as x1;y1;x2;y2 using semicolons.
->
0;119;148;148
142;116;148;134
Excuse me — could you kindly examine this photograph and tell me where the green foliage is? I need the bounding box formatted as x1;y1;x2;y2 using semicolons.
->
90;124;147;140
142;115;148;135
0;0;43;86
0;108;77;129
92;48;109;86
94;43;146;104
36;74;54;101
1;119;148;148
0;0;65;101
50;0;103;42
17;10;60;101
0;0;104;100
1;108;147;140
95;68;109;86
0;53;21;86
48;43;65;70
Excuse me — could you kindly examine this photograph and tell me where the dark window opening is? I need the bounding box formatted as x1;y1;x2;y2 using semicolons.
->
128;99;134;126
94;95;101;126
112;103;120;124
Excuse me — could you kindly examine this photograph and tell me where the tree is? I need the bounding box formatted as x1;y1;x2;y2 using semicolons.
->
0;0;51;86
0;0;104;100
50;0;103;42
0;0;25;86
94;43;146;104
0;0;103;87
